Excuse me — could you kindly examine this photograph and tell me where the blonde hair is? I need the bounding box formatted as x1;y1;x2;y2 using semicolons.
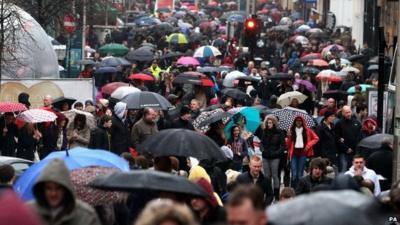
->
261;115;279;130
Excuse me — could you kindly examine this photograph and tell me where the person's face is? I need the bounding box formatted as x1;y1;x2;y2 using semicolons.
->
249;159;262;177
248;62;254;69
367;121;375;129
44;182;65;208
145;109;157;123
4;114;14;124
181;113;191;121
353;157;365;170
190;198;208;212
75;105;83;111
43;96;52;107
327;99;335;108
61;102;69;111
311;167;323;179
251;68;258;75
227;199;266;225
267;120;274;129
103;119;112;128
295;119;303;127
326;114;336;124
343;107;352;119
291;98;299;107
190;102;200;112
233;127;240;137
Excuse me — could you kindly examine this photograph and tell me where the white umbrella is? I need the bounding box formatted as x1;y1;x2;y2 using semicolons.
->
223;70;247;87
341;66;360;74
19;109;57;123
277;91;308;108
62;109;96;129
111;86;141;100
193;46;222;58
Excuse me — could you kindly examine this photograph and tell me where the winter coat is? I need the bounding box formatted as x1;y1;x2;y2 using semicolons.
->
315;122;339;163
66;124;90;148
0;121;18;156
260;128;285;159
131;119;158;148
88;126;111;151
286;116;319;159
17;127;38;161
236;171;273;205
110;115;130;155
199;159;227;197
367;145;393;191
335;116;361;154
295;175;333;195
171;118;195;130
28;159;101;225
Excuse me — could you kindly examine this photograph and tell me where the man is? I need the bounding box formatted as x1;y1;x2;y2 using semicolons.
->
171;106;194;130
131;107;158;148
190;99;201;121
329;57;342;71
345;155;381;196
110;102;130;155
28;159;101;225
356;104;368;123
236;155;273;205
226;185;267;225
42;95;53;110
244;61;255;75
0;164;15;191
318;98;337;116
88;115;112;150
367;137;393;191
315;111;339;166
296;158;333;195
335;105;361;172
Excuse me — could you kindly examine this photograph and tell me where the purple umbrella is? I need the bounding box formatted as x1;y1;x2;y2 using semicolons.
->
295;79;317;92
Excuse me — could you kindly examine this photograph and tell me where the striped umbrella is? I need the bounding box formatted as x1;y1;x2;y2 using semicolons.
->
273;107;315;131
166;33;188;44
0;102;27;112
193;46;222;58
18;109;57;123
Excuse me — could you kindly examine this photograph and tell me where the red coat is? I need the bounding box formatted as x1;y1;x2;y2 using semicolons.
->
286;127;319;159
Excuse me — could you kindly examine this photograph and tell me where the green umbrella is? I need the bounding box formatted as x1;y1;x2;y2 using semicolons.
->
99;43;129;56
166;33;188;44
347;84;374;93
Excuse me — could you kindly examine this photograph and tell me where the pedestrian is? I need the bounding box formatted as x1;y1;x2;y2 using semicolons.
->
367;137;393;191
295;157;333;195
110;102;130;155
88;115;112;150
171;106;195;130
131;107;158;148
17;122;41;161
67;114;90;148
360;118;378;139
279;187;296;202
227;125;248;171
286;116;319;188
28;159;101;225
315;111;339;167
205;121;226;147
259;115;285;201
0;164;15;191
0;112;18;157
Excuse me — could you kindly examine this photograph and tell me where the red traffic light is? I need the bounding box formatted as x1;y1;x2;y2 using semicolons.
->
245;19;256;30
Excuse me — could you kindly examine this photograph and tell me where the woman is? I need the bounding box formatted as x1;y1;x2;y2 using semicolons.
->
55;113;69;151
206;121;226;147
260;115;285;201
360;118;378;139
89;115;112;150
67;114;90;148
17;123;41;161
227;125;248;171
286;116;319;188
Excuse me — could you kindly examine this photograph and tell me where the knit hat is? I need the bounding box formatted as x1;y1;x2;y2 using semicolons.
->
196;178;218;208
114;102;127;120
323;110;335;119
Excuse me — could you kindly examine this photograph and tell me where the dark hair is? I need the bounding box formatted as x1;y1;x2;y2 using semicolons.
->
228;184;265;210
73;114;86;130
290;116;307;145
230;125;240;141
99;115;112;127
356;104;367;114
0;164;15;184
74;102;83;109
309;157;327;173
279;187;296;199
353;154;364;161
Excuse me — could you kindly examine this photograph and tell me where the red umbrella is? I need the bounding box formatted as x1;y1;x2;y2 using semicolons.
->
310;59;329;67
177;56;200;66
128;73;155;81
0;102;27;113
300;53;322;62
316;70;342;82
202;79;215;87
101;82;128;95
18;109;57;123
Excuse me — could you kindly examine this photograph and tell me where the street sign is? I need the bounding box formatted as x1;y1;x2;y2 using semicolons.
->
64;14;76;34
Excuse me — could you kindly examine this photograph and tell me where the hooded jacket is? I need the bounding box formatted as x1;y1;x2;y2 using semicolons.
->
28;159;101;225
286;116;319;159
260;115;286;159
111;102;130;155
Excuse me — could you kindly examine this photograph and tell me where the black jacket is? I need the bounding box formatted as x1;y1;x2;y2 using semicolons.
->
89;126;111;151
367;145;393;191
335;117;361;153
315;122;339;162
171;118;195;130
236;172;273;205
296;175;333;195
260;128;285;159
199;159;227;197
201;206;226;225
110;115;130;155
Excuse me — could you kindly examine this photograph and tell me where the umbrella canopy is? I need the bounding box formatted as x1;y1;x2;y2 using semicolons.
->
212;38;226;48
77;59;96;65
295;79;317;92
301;67;320;75
138;129;226;160
111;86;141;100
347;54;365;61
134;16;160;26
122;91;172;110
295;24;311;33
18;109;57;123
277;91;308;108
71;166;127;206
177;56;200;66
273;107;315;130
166;33;188;44
193;109;230;133
198;111;231;127
0;102;27;113
99;43;129;56
160;51;184;59
128;73;155;81
347;84;374;93
221;88;248;100
223;70;247;87
173;73;214;87
322;44;345;57
367;64;379;71
99;56;131;67
341;66;360;74
322;90;348;101
62;109;96;129
153;22;175;35
95;67;118;74
224;107;260;140
125;47;154;62
357;133;393;149
101;82;129;95
269;25;290;32
310;59;329;67
90;170;207;197
316;70;342;82
14;147;130;200
268;73;294;80
193;45;221;58
52;97;77;111
300;53;322;62
329;58;351;66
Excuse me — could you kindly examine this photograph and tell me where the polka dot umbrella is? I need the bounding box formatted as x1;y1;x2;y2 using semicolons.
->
273;107;315;131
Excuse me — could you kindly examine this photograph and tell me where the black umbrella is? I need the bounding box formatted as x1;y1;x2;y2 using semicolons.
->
347;54;365;61
153;23;175;35
95;67;118;74
198;111;231;127
357;133;393;149
52;97;77;111
125;47;154;62
322;90;348;100
221;88;248;100
77;59;96;65
189;32;204;42
138;129;226;160
90;170;208;197
301;67;320;75
172;73;206;86
212;39;226;48
99;57;131;67
236;76;260;82
122;91;172;110
268;73;294;80
160;51;184;60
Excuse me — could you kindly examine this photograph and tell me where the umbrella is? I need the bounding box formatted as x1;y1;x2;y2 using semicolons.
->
197;66;223;73
221;88;248;100
300;53;322;62
341;66;360;74
0;102;27;112
101;82;129;95
193;109;230;133
224;107;261;140
310;59;329;67
177;56;200;66
295;24;311;33
277;91;308;108
62;109;96;129
134;16;160;26
269;25;290;32
160;51;184;59
18;109;57;123
301;67;320;75
99;56;131;67
52;97;77;111
95;67;118;74
14;147;130;200
273;107;315;130
128;73;155;81
138;129;226;160
189;32;204;43
357;133;393;149
223;70;247;87
125;47;154;62
295;79;317;92
90;170;207;197
166;33;188;44
173;73;214;87
316;70;342;82
71;166;127;206
329;58;351;66
367;64;379;71
153;22;175;35
306;28;324;34
111;86;141;100
347;54;364;61
292;19;305;27
268;73;294;80
347;84;374;93
122;91;172;110
193;46;222;58
198;111;231;127
322;44;345;56
77;59;96;65
220;11;247;23
322;90;348;100
99;43;129;56
279;17;292;26
212;38;226;48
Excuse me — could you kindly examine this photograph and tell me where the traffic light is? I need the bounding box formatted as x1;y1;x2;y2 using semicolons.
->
243;16;259;47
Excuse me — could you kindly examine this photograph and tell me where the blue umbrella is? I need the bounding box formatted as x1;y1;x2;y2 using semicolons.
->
14;147;129;201
134;16;160;26
95;67;118;74
224;107;261;140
